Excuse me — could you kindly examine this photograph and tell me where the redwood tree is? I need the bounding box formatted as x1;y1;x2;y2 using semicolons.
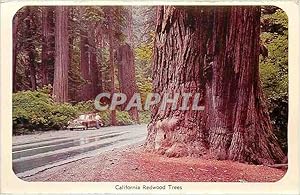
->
144;6;285;165
53;6;69;102
78;7;93;101
116;43;140;122
89;40;101;98
41;7;51;86
22;7;38;91
79;28;92;100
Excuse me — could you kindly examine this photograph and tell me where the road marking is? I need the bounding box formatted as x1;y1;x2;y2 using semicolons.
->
13;131;124;154
13;129;124;151
12;132;128;159
13;131;130;162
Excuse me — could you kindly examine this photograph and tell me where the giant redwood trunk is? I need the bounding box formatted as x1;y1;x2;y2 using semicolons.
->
116;43;140;122
53;7;69;102
144;6;285;165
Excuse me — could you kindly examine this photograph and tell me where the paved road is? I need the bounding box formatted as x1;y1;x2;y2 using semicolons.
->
12;124;147;178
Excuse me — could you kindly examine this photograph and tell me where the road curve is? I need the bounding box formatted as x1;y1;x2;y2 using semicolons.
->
12;124;147;178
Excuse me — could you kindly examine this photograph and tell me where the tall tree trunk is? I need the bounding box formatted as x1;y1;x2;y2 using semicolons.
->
25;8;37;91
79;29;92;101
116;43;140;122
90;46;100;97
88;26;102;99
145;6;285;165
13;14;19;92
95;29;103;94
108;11;117;126
41;7;50;86
53;6;69;102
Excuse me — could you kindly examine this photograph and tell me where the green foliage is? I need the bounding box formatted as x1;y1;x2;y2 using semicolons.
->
139;111;151;124
49;103;77;129
73;100;95;113
84;7;104;22
96;110;135;126
135;42;153;61
116;111;134;125
13;88;77;134
98;111;111;126
13;88;140;134
135;37;153;104
260;7;288;153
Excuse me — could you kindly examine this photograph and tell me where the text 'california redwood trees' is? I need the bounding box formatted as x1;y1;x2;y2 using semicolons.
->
144;6;285;165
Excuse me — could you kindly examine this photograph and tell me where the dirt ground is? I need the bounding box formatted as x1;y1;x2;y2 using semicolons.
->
23;144;286;182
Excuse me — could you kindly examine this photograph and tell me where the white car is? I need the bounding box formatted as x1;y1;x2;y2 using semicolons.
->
67;113;103;130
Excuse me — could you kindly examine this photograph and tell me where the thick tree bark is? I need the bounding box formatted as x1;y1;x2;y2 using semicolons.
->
116;43;140;122
53;6;69;102
145;6;285;165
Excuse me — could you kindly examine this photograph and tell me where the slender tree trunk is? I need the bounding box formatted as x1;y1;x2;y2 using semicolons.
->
53;6;69;102
78;7;94;100
96;29;103;94
145;6;285;165
45;7;55;86
116;43;140;122
87;25;102;99
41;7;50;86
108;11;117;126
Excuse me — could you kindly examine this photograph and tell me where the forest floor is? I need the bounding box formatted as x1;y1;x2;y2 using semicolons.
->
24;143;286;182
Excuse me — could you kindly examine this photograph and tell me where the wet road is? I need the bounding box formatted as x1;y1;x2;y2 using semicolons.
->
12;124;147;178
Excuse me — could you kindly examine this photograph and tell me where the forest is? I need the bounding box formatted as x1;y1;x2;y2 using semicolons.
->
12;6;288;164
